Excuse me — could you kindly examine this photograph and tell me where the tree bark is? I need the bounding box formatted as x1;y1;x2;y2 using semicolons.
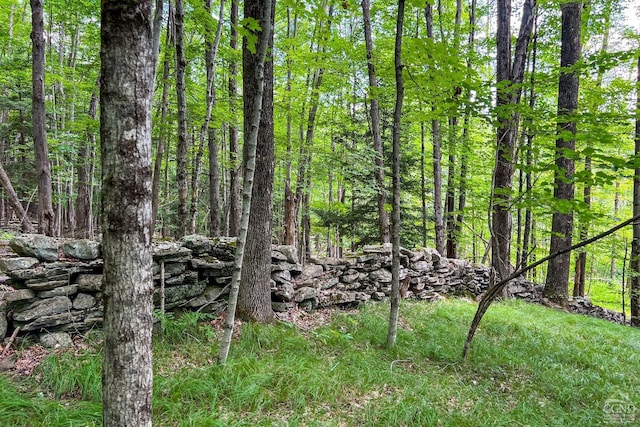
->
76;83;98;238
218;0;272;364
362;0;390;244
175;0;189;237
228;0;241;237
387;0;404;349
152;2;174;230
543;1;581;306
630;54;640;327
237;0;276;323
30;0;55;236
425;3;445;256
0;160;33;233
100;1;154;425
491;0;535;279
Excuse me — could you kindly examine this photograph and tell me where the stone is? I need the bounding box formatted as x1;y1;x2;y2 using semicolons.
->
154;241;192;259
318;277;340;290
296;264;324;283
73;293;96;310
9;267;49;280
3;288;36;302
369;268;392;283
155;282;206;305
322;290;356;305
164;262;186;277
276;245;299;263
271;250;288;262
76;274;102;292
294;286;317;302
272;301;295;312
363;243;392;254
61;239;101;260
191;258;234;273
274;282;295;302
185;285;229;308
341;270;359;283
13;296;73;322
272;269;292;283
17;311;78;331
37;284;79;298
26;280;69;291
179;234;212;255
10;234;60;261
0;257;40;272
40;332;73;349
412;260;431;272
371;292;386;301
0;312;7;341
273;261;302;275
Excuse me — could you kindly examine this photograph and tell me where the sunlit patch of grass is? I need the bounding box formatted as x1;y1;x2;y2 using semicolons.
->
2;298;640;426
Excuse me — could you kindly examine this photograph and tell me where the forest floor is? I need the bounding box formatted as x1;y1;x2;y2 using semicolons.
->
1;297;639;426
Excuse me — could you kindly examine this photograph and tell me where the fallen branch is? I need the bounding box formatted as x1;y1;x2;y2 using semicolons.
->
1;326;21;359
462;213;640;359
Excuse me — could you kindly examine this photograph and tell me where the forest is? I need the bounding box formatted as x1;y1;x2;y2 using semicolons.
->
1;0;640;424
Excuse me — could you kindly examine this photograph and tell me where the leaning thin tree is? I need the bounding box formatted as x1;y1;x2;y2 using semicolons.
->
100;1;155;425
218;0;273;364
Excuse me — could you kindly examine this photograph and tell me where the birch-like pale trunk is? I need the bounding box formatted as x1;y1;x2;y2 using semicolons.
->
218;0;272;365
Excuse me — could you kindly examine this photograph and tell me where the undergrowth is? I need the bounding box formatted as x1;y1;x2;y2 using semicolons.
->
1;299;639;426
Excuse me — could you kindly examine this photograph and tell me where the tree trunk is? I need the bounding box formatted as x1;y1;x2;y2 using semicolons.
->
76;84;98;238
218;0;272;364
387;0;404;349
424;3;445;256
362;0;390;244
237;0;276;324
283;8;298;246
543;2;581;306
30;0;55;236
0;161;33;233
100;1;154;425
228;0;241;237
175;0;189;237
630;54;640;327
152;3;174;229
491;0;535;279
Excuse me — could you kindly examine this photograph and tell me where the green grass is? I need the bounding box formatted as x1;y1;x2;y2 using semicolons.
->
584;277;629;315
2;299;640;426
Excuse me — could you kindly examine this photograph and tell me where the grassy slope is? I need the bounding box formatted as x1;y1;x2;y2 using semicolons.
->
1;299;639;426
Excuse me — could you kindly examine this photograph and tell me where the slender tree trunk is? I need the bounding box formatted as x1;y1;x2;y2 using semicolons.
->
175;0;189;236
544;2;581;305
30;0;55;236
491;0;535;279
218;0;272;364
283;9;297;246
152;3;174;228
424;3;445;256
0;161;34;233
362;0;390;244
198;0;225;236
387;0;404;349
630;54;640;327
76;83;98;238
421;121;427;247
228;0;241;237
100;1;154;425
237;0;276;323
445;119;457;258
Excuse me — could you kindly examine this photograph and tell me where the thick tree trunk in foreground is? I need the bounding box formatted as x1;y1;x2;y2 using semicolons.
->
387;0;404;349
31;0;55;236
544;2;581;306
237;0;275;323
100;1;155;425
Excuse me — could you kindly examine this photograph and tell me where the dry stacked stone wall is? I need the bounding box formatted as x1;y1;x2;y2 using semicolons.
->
0;234;625;347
